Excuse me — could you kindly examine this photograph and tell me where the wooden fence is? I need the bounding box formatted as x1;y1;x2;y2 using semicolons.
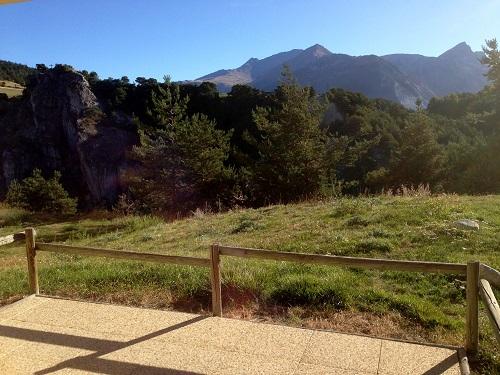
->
0;227;499;356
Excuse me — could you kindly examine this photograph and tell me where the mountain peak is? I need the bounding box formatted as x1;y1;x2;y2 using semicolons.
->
304;44;332;58
241;57;259;68
244;57;259;65
439;42;474;59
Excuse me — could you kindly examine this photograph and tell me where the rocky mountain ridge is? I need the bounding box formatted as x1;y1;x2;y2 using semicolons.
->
191;42;488;108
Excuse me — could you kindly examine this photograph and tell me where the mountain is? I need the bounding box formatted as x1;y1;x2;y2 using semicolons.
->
189;42;488;108
252;45;434;108
194;49;302;92
383;42;488;97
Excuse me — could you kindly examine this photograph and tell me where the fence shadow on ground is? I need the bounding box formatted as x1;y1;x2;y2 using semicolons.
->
0;315;207;375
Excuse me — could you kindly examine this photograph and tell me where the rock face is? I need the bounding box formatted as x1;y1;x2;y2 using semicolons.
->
0;67;138;206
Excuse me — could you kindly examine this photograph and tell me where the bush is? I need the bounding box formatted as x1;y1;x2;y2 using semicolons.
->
6;169;77;215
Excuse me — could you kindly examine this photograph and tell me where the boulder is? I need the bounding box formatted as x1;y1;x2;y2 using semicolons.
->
454;219;480;231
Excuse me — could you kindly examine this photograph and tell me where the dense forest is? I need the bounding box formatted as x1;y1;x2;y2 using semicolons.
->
1;40;500;215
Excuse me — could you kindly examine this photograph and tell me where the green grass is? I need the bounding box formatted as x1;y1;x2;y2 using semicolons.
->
0;80;24;97
0;196;499;373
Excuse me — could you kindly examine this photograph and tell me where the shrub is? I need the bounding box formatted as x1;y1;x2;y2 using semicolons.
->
6;169;77;215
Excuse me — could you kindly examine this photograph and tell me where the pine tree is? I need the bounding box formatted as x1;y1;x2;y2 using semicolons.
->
249;69;326;204
482;39;500;90
128;81;235;215
388;113;444;188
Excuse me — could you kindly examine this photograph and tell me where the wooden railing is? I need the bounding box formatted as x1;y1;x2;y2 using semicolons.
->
1;227;498;357
479;264;500;347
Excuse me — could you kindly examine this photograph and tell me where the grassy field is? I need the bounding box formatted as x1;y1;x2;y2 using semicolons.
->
0;80;24;97
0;195;499;373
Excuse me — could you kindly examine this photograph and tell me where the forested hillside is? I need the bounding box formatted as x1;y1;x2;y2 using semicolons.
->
0;40;499;215
0;60;35;85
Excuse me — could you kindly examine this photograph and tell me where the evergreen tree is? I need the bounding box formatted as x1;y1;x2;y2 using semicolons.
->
482;38;500;93
127;81;235;214
248;69;326;204
460;135;500;193
387;113;444;188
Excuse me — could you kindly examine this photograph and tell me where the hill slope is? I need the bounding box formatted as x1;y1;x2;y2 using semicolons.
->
0;80;24;98
1;195;499;371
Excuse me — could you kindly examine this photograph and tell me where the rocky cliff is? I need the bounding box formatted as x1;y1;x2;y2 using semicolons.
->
0;66;138;206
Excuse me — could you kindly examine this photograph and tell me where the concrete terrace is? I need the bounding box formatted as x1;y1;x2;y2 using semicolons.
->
0;296;463;375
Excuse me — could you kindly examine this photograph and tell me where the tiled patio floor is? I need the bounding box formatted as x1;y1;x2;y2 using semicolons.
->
0;296;463;374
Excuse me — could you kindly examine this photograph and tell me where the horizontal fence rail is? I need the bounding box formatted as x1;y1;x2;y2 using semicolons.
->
0;232;25;247
35;242;211;267
218;245;468;275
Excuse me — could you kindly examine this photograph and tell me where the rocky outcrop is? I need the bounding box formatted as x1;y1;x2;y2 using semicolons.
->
0;66;138;206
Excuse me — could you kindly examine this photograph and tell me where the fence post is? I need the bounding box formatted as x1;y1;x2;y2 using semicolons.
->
466;261;480;354
25;227;39;295
210;244;222;317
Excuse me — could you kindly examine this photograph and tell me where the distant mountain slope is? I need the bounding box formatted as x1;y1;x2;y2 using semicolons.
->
382;42;488;97
194;49;302;92
252;45;434;108
189;42;488;108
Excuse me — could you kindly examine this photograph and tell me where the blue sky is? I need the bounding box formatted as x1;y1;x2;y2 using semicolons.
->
1;0;499;81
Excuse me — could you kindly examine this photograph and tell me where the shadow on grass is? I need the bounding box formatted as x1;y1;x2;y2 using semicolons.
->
38;224;126;242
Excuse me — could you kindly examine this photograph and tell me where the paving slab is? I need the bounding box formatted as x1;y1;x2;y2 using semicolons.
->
295;363;373;374
301;330;382;374
0;295;49;321
0;296;464;375
9;297;197;339
378;340;461;375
